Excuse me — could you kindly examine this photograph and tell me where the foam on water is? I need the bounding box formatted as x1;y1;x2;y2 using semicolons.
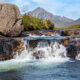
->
76;53;80;60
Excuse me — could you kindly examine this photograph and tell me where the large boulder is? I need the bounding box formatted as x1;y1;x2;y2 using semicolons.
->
66;37;80;59
0;3;23;37
67;44;77;59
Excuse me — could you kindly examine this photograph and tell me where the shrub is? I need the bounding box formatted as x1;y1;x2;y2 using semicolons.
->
23;15;54;31
45;19;54;30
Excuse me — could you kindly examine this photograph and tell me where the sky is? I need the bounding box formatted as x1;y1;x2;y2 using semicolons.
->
0;0;80;20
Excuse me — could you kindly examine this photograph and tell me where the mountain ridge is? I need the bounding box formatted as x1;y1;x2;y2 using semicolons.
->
27;7;80;28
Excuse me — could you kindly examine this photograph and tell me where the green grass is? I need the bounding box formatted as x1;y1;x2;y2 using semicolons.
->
54;24;80;30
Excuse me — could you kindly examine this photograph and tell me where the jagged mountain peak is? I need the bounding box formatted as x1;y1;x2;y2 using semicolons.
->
27;7;80;28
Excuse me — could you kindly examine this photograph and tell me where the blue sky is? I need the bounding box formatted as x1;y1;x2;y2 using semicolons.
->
0;0;80;20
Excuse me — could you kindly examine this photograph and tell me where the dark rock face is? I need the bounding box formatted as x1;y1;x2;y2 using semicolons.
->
33;50;45;59
0;38;23;61
0;3;23;37
66;37;80;59
67;44;77;59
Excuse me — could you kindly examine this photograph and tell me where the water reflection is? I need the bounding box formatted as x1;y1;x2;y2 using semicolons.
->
0;77;22;80
0;61;80;80
0;70;23;80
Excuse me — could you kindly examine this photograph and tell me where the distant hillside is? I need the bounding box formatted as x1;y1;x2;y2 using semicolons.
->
70;18;80;25
27;7;80;28
55;24;80;30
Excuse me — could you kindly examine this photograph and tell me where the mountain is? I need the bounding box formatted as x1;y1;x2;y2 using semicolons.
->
27;7;80;28
70;18;80;25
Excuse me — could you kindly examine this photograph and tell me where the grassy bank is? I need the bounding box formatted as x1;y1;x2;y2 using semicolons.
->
54;24;80;30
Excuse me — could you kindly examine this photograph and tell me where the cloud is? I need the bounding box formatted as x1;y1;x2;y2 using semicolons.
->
0;0;8;2
0;0;80;19
14;0;31;13
33;0;80;19
32;0;67;15
0;0;7;1
62;5;80;19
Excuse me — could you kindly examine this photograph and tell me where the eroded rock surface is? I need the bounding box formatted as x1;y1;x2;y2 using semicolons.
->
0;3;23;37
0;38;23;61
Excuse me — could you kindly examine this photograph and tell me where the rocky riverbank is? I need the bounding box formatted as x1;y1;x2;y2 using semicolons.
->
0;38;24;61
0;36;80;61
62;28;80;37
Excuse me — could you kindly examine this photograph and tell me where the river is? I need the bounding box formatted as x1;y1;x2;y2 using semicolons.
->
0;36;80;80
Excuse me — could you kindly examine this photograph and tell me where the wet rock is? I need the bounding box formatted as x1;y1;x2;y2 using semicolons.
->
61;38;69;47
28;40;38;49
67;40;80;59
22;30;63;37
33;50;45;59
61;36;80;59
0;3;23;37
70;37;80;58
67;44;77;59
17;41;24;55
0;38;23;61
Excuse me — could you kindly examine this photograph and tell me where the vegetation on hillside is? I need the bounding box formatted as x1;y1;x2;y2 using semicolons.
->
23;14;80;31
54;24;80;30
23;15;54;31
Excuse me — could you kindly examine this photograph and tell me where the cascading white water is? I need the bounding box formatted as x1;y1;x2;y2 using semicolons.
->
76;54;80;60
14;38;69;62
0;36;70;72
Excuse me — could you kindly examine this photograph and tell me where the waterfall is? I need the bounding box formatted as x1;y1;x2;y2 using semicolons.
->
0;36;70;72
14;37;69;62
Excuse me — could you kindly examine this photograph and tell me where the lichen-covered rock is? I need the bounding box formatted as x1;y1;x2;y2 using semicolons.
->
0;3;23;37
